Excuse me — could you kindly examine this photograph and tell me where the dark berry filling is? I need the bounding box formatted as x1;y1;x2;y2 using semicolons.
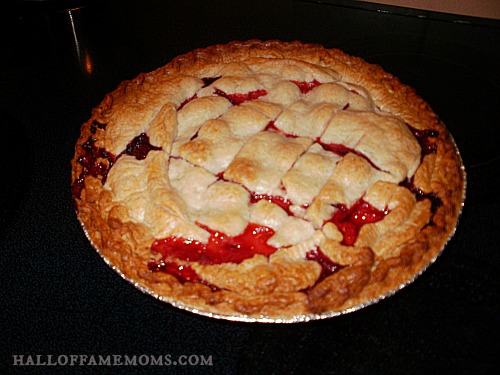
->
72;132;161;199
290;79;322;94
306;247;343;284
178;94;197;110
213;88;267;105
317;142;351;157
72;137;117;199
123;133;162;160
406;124;439;156
399;177;443;214
201;76;221;87
325;199;389;246
90;120;107;134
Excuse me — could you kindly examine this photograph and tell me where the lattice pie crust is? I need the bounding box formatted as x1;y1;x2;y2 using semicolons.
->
71;40;465;322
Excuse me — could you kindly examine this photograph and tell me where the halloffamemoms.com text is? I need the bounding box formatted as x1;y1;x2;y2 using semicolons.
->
13;354;213;367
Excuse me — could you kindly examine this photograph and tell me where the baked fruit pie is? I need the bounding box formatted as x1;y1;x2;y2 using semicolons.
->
71;40;465;322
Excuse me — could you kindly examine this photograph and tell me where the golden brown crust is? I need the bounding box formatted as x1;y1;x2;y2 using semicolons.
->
72;40;465;322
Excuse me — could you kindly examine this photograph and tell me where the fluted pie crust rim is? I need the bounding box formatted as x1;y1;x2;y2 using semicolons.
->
71;40;466;322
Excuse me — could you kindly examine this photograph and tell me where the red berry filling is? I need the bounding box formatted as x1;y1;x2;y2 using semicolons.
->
406;124;439;156
148;260;219;291
72;137;117;199
201;76;221;87
290;79;322;94
317;140;383;171
399;177;443;214
178;77;222;110
123;133;162;160
326;199;389;246
151;223;277;266
72;132;161;199
148;260;200;281
318;141;351;157
178;94;197;110
306;248;343;284
76;86;446;297
264;121;298;138
149;223;279;289
250;192;293;215
213;88;267;105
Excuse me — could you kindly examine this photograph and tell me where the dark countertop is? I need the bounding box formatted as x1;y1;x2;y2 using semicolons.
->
1;1;499;373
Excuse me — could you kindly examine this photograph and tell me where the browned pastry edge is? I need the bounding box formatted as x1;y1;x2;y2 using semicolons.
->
71;40;465;321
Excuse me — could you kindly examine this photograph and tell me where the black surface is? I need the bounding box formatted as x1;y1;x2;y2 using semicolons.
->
1;0;499;374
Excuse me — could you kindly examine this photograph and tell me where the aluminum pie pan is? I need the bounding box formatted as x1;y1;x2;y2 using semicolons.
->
76;139;466;324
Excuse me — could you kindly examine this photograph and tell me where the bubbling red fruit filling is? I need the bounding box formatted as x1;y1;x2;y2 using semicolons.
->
72;121;116;199
72;131;161;199
317;142;351;157
149;223;279;292
326;199;389;246
213;88;267;105
264;121;299;138
250;192;293;215
290;79;322;94
399;177;443;215
148;260;219;291
149;260;200;282
73;136;116;199
150;199;387;290
201;76;221;87
406;124;439;156
151;223;277;266
317;140;383;171
124;133;162;160
76;86;445;296
178;94;198;110
305;248;344;284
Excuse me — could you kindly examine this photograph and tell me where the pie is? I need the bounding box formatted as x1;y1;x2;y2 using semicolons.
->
71;40;465;322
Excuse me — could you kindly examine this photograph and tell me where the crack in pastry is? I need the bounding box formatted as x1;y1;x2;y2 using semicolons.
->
72;40;465;321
